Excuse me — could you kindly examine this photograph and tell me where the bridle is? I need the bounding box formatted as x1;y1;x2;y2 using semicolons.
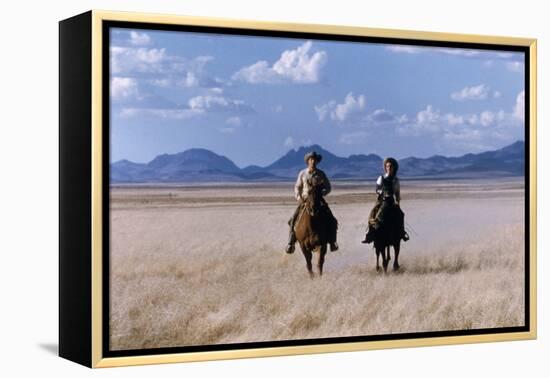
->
305;181;322;217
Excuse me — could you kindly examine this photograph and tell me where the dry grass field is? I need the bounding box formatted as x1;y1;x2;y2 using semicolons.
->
109;178;525;350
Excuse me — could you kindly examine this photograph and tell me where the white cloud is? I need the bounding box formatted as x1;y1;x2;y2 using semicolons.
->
316;105;408;128
232;41;327;84
385;45;423;54
497;52;515;59
434;48;481;57
116;91;252;121
111;77;138;100
367;109;408;125
370;109;394;123
480;111;496;126
110;47;221;90
232;61;275;83
386;45;524;69
445;113;465;126
493;90;502;98
284;136;295;147
397;100;522;154
225;116;242;127
182;71;200;87
507;61;524;73
209;87;224;94
149;78;170;87
396;114;409;124
386;45;481;57
188;95;253;114
514;90;525;121
412;106;507;130
111;47;166;74
314;101;334;121
119;107;203;120
129;31;151;46
397;105;444;135
451;84;490;101
334;93;366;121
315;93;367;122
416;105;441;125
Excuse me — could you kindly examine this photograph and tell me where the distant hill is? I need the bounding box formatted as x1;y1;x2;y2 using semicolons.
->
110;141;525;183
399;140;525;177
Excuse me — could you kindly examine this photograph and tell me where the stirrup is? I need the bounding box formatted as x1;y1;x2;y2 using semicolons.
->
402;232;410;242
330;242;339;252
285;243;295;254
363;229;375;244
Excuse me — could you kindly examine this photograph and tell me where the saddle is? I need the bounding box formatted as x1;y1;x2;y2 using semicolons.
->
294;199;338;242
368;201;404;229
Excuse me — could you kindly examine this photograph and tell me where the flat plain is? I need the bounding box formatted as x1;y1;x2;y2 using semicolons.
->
109;178;525;350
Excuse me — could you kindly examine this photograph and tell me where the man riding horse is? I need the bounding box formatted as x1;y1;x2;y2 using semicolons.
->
362;157;409;244
285;151;339;254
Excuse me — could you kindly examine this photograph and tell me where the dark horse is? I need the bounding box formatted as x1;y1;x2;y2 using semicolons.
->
371;204;403;273
294;185;337;278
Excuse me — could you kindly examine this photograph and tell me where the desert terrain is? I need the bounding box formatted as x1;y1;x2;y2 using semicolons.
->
109;178;525;350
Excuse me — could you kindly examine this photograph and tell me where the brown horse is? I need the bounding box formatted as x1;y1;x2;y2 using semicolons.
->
294;186;336;278
371;204;403;272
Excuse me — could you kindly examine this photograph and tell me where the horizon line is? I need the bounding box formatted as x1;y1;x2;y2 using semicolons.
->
111;139;525;169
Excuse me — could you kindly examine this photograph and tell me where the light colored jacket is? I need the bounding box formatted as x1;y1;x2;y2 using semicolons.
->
294;168;331;201
376;173;401;202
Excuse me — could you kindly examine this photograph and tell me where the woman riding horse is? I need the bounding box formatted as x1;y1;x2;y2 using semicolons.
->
362;157;409;244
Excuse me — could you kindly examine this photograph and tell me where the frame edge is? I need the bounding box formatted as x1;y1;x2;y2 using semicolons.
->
92;9;536;46
59;10;94;368
88;9;538;368
91;9;104;369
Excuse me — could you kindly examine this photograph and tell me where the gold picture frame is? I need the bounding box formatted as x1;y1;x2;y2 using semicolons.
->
59;9;537;368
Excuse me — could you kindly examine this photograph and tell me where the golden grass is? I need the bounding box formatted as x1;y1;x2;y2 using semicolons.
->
109;183;525;350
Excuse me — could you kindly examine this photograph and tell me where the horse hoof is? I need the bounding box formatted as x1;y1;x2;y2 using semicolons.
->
393;264;400;271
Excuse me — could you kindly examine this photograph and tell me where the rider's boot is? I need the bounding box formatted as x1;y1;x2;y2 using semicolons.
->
361;225;376;244
285;230;297;254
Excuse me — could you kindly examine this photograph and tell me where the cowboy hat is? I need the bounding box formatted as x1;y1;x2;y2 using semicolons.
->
304;151;322;163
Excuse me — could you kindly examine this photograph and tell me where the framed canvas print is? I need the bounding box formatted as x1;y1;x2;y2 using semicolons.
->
59;10;537;368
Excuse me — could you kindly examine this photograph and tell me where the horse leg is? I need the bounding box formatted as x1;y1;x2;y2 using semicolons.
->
383;246;389;273
393;242;401;271
317;244;327;276
375;247;381;272
300;243;314;278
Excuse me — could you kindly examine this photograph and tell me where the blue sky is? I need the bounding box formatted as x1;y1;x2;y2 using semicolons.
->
110;28;525;167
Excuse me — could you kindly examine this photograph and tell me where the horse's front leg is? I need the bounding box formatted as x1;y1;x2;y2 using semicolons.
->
393;242;401;271
300;243;314;279
382;246;389;273
376;248;381;272
317;244;327;276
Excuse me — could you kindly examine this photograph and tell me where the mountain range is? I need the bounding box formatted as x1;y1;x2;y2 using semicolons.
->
110;140;525;183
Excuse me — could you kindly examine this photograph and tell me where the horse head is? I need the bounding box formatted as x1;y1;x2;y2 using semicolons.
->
305;179;323;217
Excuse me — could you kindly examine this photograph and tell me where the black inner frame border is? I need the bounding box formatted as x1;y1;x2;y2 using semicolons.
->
102;19;531;359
